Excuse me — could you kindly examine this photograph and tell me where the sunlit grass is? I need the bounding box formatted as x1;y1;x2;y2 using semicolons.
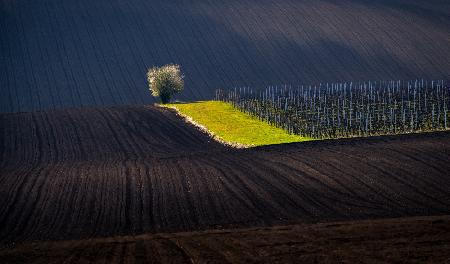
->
165;101;312;147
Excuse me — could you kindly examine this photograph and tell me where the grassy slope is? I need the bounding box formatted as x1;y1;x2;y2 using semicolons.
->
166;101;310;146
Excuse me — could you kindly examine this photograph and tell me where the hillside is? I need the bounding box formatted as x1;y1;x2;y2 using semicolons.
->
167;101;310;146
1;105;449;245
1;0;449;112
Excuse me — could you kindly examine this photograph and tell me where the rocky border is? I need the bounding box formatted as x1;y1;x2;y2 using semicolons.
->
158;104;251;149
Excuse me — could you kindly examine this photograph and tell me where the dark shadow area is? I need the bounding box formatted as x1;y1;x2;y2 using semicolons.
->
0;0;449;112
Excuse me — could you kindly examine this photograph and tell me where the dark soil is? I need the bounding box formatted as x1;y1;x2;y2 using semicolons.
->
1;215;449;263
1;105;449;246
1;0;449;112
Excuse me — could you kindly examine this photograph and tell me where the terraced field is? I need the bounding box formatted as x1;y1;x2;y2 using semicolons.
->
1;105;449;246
1;0;450;112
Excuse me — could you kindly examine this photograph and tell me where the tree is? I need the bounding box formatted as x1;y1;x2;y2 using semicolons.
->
147;64;184;104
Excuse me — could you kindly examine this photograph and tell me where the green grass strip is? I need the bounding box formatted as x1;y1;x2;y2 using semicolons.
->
166;101;312;147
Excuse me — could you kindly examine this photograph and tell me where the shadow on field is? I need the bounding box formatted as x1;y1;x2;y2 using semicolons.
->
1;0;449;112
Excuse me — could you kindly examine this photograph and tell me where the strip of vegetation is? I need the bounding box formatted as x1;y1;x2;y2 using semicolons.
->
165;101;311;147
216;80;449;139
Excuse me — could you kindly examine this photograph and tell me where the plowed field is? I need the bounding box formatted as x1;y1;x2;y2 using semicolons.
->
1;105;449;246
1;0;449;112
2;215;449;263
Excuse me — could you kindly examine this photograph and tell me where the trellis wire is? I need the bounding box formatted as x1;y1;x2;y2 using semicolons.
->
215;80;450;139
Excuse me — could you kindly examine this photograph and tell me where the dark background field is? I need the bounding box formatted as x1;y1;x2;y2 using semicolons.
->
1;0;449;112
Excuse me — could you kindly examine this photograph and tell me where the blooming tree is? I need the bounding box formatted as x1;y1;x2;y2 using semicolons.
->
147;64;184;104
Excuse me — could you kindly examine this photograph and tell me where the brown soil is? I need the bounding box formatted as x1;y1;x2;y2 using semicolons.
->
1;215;449;263
1;105;449;247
